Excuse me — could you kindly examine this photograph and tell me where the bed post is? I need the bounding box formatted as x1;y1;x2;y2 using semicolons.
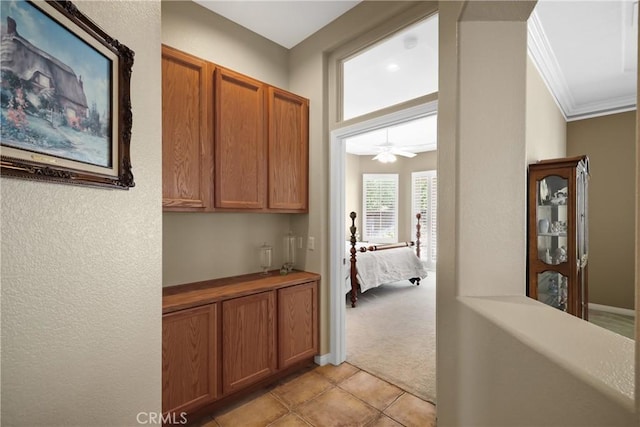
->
349;211;358;308
415;212;422;286
416;212;422;259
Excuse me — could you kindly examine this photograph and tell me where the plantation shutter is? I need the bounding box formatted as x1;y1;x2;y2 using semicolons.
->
362;174;398;243
428;175;437;262
412;171;437;267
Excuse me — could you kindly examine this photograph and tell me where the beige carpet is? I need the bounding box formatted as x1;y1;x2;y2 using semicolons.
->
346;273;436;404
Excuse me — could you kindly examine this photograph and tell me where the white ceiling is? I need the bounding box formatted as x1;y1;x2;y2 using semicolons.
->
193;0;638;152
529;0;637;121
343;14;438;122
193;1;361;49
344;115;438;157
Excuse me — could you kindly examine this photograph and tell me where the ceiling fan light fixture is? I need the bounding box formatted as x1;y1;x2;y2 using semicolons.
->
373;152;397;163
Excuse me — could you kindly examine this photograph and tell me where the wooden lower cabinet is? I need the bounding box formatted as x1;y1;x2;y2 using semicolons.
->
162;304;217;416
162;272;319;421
222;291;276;394
278;282;317;368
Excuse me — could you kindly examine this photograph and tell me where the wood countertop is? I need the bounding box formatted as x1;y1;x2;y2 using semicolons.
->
163;270;321;314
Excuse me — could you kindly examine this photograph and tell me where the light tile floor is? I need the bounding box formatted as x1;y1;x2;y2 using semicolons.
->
193;363;437;427
588;309;635;340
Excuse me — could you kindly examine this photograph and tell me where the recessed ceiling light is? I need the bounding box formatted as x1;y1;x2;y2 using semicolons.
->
404;35;418;50
386;63;400;72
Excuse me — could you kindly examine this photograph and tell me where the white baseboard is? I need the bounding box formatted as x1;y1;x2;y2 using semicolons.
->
588;303;636;317
314;353;332;366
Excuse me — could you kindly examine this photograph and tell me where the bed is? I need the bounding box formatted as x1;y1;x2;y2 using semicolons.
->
347;211;428;307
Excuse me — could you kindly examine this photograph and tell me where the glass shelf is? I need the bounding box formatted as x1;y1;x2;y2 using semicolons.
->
536;175;568;265
537;204;567;209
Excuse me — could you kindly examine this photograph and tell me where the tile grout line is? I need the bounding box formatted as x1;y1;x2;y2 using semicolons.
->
347;363;437;406
201;363;436;427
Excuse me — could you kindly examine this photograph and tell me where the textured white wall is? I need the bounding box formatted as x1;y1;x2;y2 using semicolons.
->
437;3;637;425
456;298;635;426
0;1;162;425
458;20;528;297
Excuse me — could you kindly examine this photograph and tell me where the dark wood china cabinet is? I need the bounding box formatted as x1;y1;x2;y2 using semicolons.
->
527;155;590;319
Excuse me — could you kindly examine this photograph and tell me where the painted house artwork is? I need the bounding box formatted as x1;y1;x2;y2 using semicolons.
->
2;16;88;124
1;1;111;168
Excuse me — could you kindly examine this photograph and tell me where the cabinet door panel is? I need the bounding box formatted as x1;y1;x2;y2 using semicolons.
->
278;282;318;368
268;88;309;211
162;304;217;415
222;291;276;394
215;69;266;209
162;46;212;210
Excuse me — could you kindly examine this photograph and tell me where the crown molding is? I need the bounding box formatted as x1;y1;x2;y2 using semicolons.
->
565;95;637;122
527;9;637;122
527;10;571;120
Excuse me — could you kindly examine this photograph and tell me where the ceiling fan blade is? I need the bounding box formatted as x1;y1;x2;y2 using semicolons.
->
390;149;417;158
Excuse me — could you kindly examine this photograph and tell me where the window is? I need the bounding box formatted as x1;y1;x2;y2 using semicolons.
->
412;170;437;269
362;174;398;243
36;73;51;88
342;14;438;120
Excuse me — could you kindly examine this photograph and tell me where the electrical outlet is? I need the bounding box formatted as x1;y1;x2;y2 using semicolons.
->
308;236;315;251
298;236;303;249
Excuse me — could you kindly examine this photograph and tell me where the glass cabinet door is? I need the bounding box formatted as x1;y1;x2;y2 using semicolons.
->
536;175;568;266
537;271;568;311
576;160;589;318
577;162;588;270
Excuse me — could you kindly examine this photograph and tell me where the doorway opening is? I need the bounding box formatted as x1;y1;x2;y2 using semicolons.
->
328;102;437;401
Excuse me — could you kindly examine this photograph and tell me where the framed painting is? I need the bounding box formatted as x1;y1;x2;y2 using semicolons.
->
0;0;135;189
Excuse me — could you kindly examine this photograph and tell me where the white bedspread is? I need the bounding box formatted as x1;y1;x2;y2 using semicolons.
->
345;244;428;293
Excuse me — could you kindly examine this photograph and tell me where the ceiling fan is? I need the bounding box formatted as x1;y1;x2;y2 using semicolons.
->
372;130;417;163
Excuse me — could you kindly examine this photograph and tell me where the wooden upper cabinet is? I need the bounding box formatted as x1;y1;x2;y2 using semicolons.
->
162;304;218;415
161;46;309;213
214;68;267;209
268;88;309;212
162;45;213;210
